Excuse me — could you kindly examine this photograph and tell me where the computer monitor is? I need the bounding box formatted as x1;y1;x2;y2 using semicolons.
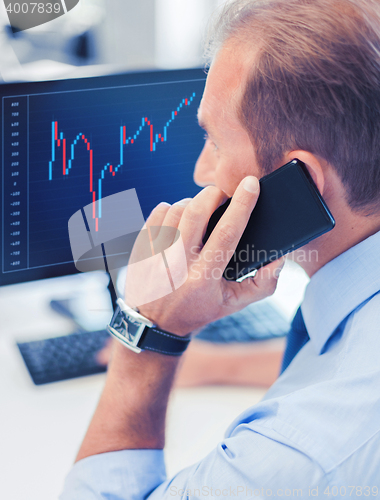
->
0;68;206;287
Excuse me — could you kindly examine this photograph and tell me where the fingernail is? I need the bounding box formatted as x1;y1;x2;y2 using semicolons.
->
149;202;170;217
243;176;260;193
274;257;286;277
174;198;192;207
277;256;286;269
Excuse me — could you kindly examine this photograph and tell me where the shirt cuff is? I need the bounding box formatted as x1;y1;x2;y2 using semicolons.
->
60;449;166;500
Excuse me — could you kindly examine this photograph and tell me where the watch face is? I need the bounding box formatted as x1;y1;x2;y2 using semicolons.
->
108;306;144;352
112;308;125;330
125;316;141;338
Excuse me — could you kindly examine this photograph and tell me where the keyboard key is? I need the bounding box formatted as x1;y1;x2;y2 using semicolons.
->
17;330;109;385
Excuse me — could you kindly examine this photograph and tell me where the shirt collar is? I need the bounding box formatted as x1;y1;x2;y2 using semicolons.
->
301;230;380;354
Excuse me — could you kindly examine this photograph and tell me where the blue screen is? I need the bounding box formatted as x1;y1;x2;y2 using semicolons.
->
1;68;206;286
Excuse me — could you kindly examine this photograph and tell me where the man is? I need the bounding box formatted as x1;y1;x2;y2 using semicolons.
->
61;0;380;496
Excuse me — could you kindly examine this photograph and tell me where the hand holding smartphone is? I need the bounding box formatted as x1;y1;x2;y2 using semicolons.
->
202;159;335;281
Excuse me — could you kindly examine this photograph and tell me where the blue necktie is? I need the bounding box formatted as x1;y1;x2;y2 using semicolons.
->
280;306;310;374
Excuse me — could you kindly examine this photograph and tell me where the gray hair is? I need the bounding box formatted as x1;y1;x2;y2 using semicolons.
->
204;0;380;213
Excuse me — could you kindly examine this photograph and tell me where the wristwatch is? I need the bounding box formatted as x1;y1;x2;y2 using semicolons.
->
107;298;191;356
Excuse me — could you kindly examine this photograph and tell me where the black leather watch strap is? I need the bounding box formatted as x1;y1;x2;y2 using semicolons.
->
138;325;190;356
107;302;191;356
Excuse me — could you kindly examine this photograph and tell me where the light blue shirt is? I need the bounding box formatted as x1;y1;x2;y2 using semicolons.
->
61;230;380;499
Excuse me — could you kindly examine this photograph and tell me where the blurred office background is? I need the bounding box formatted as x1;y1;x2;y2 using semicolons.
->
0;0;225;82
0;3;313;500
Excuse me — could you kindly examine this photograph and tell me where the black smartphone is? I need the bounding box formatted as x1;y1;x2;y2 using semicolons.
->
202;159;335;281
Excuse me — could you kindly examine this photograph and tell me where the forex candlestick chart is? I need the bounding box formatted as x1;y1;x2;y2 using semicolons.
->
1;72;206;279
49;93;196;232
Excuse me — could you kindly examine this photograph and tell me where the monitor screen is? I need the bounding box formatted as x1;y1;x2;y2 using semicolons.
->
0;68;206;287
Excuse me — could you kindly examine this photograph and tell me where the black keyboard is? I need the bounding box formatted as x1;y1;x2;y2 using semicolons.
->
17;300;289;385
196;300;290;343
17;329;109;385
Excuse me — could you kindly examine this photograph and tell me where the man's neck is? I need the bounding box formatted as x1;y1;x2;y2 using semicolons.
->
293;209;380;278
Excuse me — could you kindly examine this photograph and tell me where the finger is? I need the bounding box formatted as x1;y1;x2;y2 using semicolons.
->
161;198;192;228
152;198;192;254
222;257;286;308
253;256;286;290
202;176;260;270
144;201;171;238
178;185;228;249
156;198;191;242
130;202;171;264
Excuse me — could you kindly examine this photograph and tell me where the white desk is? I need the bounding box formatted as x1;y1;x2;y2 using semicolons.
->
0;263;309;500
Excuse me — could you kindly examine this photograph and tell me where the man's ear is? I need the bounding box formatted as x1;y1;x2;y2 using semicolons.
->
282;151;326;195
